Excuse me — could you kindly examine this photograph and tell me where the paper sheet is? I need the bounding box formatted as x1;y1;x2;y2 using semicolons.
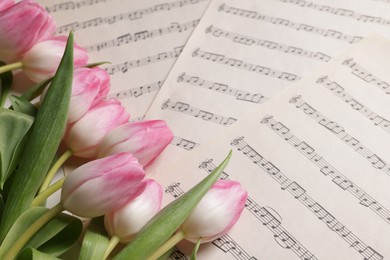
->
144;0;390;174
153;34;390;259
37;0;210;120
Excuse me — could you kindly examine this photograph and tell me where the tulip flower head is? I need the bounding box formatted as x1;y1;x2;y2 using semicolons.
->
64;98;130;158
0;0;56;62
104;179;163;242
22;36;88;82
98;120;174;166
181;180;247;243
0;0;14;12
61;153;147;218
68;67;110;123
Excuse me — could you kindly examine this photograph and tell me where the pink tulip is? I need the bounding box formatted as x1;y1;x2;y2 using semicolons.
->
0;0;56;62
22;36;88;82
61;153;146;218
181;180;247;243
104;179;162;242
0;0;14;11
64;98;130;158
68;67;110;123
98;120;174;167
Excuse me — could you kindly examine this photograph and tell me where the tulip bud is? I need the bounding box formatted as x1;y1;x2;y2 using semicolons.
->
0;0;14;12
68;67;110;123
104;179;163;242
22;36;88;82
181;180;247;243
0;0;56;62
64;98;130;158
98;120;174;167
61;153;146;218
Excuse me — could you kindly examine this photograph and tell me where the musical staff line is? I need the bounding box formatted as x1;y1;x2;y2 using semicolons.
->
129;116;145;123
274;0;390;26
170;136;199;150
261;115;390;225
169;248;188;260
104;46;183;75
290;95;390;176
177;72;267;104
343;58;390;95
218;3;363;44
192;48;301;81
107;81;162;100
205;25;331;62
161;99;237;126
86;20;199;52
317;76;390;134
231;136;383;260
199;160;317;260
46;0;109;13
165;183;258;260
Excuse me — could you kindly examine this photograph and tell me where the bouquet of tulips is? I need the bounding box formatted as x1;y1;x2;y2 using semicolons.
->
0;1;248;259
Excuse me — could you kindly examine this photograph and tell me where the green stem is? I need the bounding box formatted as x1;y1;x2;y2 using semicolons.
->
104;235;120;259
4;203;64;259
0;61;23;74
32;178;65;207
147;230;186;260
39;149;73;193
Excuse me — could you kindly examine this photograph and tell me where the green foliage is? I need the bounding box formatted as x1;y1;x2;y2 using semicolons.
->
9;95;38;117
114;151;232;259
0;61;13;107
0;32;75;241
79;217;109;260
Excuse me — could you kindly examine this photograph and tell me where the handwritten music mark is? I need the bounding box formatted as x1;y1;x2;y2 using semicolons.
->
206;25;331;62
192;48;301;81
177;72;267;103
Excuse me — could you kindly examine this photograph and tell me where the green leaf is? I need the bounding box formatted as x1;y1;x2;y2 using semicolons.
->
0;108;34;188
18;248;60;260
0;61;13;107
86;61;111;68
79;217;109;260
114;151;232;259
0;32;74;241
9;96;38;117
20;78;51;102
190;238;201;260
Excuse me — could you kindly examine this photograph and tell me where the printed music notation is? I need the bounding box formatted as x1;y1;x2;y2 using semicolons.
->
317;76;390;134
177;72;267;104
218;3;363;44
169;248;188;260
164;183;257;260
170;136;199;150
261;116;390;225
129;116;145;123
205;25;331;62
274;0;390;26
290;95;390;176
104;46;184;75
56;0;208;33
231;136;384;260
192;48;301;82
342;58;390;95
199;160;317;260
107;81;162;100
161;99;238;126
85;20;199;52
46;0;109;13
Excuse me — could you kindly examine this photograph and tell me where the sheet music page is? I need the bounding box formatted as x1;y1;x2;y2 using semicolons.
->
155;34;390;259
144;0;390;174
37;0;210;120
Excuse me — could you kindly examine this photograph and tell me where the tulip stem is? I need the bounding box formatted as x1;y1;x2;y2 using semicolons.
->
4;203;64;260
147;230;186;260
39;149;73;194
104;235;120;259
0;61;23;74
32;178;65;207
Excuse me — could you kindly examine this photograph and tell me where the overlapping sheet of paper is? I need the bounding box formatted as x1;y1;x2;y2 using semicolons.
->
37;0;210;120
144;0;390;174
154;34;390;260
